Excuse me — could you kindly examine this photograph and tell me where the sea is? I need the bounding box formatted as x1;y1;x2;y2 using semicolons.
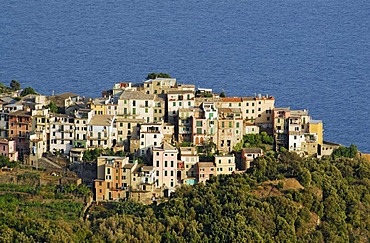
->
1;0;369;153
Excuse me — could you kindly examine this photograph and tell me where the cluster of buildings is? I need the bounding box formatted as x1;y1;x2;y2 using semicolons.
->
0;78;340;201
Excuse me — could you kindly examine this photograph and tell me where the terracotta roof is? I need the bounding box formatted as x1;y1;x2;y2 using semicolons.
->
221;97;242;102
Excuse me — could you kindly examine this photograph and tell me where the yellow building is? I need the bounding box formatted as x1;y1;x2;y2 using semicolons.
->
309;120;323;145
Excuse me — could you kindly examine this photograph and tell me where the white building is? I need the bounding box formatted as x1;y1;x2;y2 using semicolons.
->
118;91;156;123
87;115;116;149
49;114;75;154
139;123;164;156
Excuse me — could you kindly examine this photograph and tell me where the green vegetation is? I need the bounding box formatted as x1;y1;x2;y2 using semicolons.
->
0;155;18;168
10;80;21;90
1;152;369;242
234;132;274;152
82;148;126;162
146;72;171;80
20;87;38;96
220;90;226;97
332;144;358;159
0;183;88;242
45;101;59;113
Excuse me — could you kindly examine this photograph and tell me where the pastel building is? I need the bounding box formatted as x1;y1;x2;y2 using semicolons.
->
214;154;236;175
197;162;216;183
94;156;130;201
87;115;116;149
142;78;177;95
8;109;32;161
0;139;18;161
118;91;156;123
139;123;164;156
49;114;75;154
167;89;195;124
180;147;199;179
216;108;243;153
153;142;178;189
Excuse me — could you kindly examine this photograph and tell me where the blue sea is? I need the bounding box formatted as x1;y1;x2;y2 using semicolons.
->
1;0;369;152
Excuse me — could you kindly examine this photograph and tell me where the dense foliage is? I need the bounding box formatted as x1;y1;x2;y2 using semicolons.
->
0;153;369;242
82;148;126;162
20;87;38;96
234;132;274;151
0;155;19;168
332;144;358;159
146;73;171;79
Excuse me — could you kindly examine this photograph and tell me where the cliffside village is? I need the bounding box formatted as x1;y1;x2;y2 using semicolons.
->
0;78;341;201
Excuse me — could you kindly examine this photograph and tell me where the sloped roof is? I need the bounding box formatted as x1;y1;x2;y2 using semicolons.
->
89;115;114;126
119;90;155;100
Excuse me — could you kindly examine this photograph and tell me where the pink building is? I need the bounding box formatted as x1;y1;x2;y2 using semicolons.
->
197;162;216;183
0;139;18;161
153;142;178;189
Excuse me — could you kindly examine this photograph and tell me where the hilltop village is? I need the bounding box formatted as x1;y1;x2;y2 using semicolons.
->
0;77;341;201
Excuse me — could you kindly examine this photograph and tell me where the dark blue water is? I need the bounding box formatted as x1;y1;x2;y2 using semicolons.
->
1;0;369;152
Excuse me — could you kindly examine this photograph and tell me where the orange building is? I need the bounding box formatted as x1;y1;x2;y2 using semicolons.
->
94;156;130;201
8;110;32;161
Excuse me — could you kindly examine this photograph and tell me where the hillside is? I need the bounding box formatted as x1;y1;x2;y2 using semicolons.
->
0;152;369;242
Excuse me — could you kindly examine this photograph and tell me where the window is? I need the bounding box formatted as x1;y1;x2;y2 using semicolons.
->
132;108;136;115
164;171;167;176
132;100;136;106
173;102;176;107
156;161;159;167
156;171;159;176
236;122;239;128
196;121;202;127
165;161;168;167
170;171;174;176
171;161;174;167
145;101;148;107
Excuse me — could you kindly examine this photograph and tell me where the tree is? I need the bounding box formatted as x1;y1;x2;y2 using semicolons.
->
21;87;37;96
10;80;21;90
46;101;58;113
146;73;171;80
220;90;226;98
